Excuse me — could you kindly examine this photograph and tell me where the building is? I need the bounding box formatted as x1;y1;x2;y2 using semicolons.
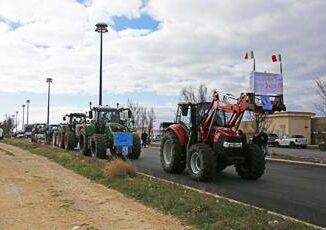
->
239;111;316;144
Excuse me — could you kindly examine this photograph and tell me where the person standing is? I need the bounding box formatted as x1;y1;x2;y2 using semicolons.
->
141;131;148;148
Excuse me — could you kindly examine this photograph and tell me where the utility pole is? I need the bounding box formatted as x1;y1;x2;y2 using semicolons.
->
26;99;30;125
46;78;53;126
95;22;108;106
22;104;25;130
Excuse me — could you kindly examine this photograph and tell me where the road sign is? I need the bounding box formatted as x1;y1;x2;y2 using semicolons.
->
114;132;133;146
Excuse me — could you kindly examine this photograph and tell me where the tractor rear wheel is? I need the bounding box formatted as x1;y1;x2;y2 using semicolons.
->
128;134;141;159
216;164;227;173
90;134;107;159
79;132;90;156
187;143;216;181
58;131;65;148
160;130;186;174
236;144;265;180
52;133;57;147
64;131;75;150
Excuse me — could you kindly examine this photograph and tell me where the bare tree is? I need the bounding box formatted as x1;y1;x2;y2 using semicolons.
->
180;83;208;103
246;112;272;134
2;114;15;136
315;79;326;115
147;107;156;144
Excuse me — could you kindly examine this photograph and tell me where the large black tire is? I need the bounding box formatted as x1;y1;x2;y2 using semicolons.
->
187;143;216;181
236;144;265;180
160;131;186;174
58;131;65;148
79;132;90;156
90;134;107;159
216;164;227;173
128;134;141;159
64;131;75;150
52;133;57;147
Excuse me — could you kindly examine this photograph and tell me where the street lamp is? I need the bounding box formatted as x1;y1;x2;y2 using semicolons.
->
15;111;18;133
26;99;30;125
95;22;108;106
22;104;25;130
46;78;53;126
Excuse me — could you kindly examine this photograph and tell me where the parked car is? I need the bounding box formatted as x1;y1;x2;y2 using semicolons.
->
151;134;161;142
275;134;307;148
16;131;25;138
267;133;279;146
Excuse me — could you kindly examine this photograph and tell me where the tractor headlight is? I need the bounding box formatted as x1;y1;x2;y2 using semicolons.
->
223;141;243;148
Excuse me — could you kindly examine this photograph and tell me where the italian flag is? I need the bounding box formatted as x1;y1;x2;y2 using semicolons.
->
272;54;282;62
244;51;254;60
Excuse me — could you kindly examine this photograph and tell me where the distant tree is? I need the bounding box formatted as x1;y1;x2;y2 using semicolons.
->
315;79;326;115
246;112;272;134
147;107;156;144
180;83;208;102
2;114;15;136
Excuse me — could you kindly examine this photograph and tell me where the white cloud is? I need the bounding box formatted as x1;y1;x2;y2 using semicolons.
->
1;0;326;122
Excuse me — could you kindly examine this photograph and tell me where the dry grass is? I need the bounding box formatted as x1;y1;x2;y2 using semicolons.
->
105;158;136;177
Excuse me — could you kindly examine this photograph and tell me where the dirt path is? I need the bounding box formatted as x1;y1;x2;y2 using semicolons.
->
0;143;185;230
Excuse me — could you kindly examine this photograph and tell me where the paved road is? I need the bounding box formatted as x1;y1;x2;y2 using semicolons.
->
269;147;326;160
133;147;326;227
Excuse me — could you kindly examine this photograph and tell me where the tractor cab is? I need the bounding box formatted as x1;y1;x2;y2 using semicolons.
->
119;108;136;131
63;113;86;131
176;102;227;144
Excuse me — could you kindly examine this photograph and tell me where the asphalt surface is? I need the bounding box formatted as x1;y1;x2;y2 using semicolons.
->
133;147;326;227
269;147;326;160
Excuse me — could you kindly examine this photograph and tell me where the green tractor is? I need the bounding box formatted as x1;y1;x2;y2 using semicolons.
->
31;123;47;142
78;106;141;159
52;113;87;150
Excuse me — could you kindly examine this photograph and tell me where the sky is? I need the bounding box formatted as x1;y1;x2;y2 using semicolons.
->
0;0;326;128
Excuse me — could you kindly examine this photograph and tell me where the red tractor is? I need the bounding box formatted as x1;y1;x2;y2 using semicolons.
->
160;92;286;181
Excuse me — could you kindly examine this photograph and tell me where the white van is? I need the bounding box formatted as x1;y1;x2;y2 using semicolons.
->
0;128;3;139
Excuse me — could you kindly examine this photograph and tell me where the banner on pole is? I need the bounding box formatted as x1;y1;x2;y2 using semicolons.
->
249;71;283;95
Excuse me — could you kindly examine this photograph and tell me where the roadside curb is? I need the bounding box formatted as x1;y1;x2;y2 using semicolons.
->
137;172;325;230
266;157;326;167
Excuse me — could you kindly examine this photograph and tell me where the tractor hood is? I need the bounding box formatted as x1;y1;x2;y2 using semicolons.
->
106;122;128;133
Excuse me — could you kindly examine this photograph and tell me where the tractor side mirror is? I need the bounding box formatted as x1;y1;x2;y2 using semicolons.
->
63;116;66;121
181;105;189;116
89;111;93;119
128;110;132;118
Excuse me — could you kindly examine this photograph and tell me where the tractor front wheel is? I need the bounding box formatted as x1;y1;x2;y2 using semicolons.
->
90;134;107;159
79;133;90;156
160;130;186;174
187;143;216;181
236;144;265;180
128;134;141;159
64;131;75;150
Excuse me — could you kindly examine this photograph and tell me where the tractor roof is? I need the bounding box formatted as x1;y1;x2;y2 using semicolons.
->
92;106;118;111
177;101;210;106
66;113;86;117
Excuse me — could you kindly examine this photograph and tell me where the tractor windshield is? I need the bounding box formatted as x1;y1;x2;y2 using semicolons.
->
99;110;120;123
71;116;85;124
214;110;226;127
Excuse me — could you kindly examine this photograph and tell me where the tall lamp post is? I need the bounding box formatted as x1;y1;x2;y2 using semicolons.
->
22;104;25;130
26;99;30;125
15;111;18;133
95;22;108;106
46;78;53;127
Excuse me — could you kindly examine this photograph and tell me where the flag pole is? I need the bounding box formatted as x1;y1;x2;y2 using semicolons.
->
280;60;283;75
